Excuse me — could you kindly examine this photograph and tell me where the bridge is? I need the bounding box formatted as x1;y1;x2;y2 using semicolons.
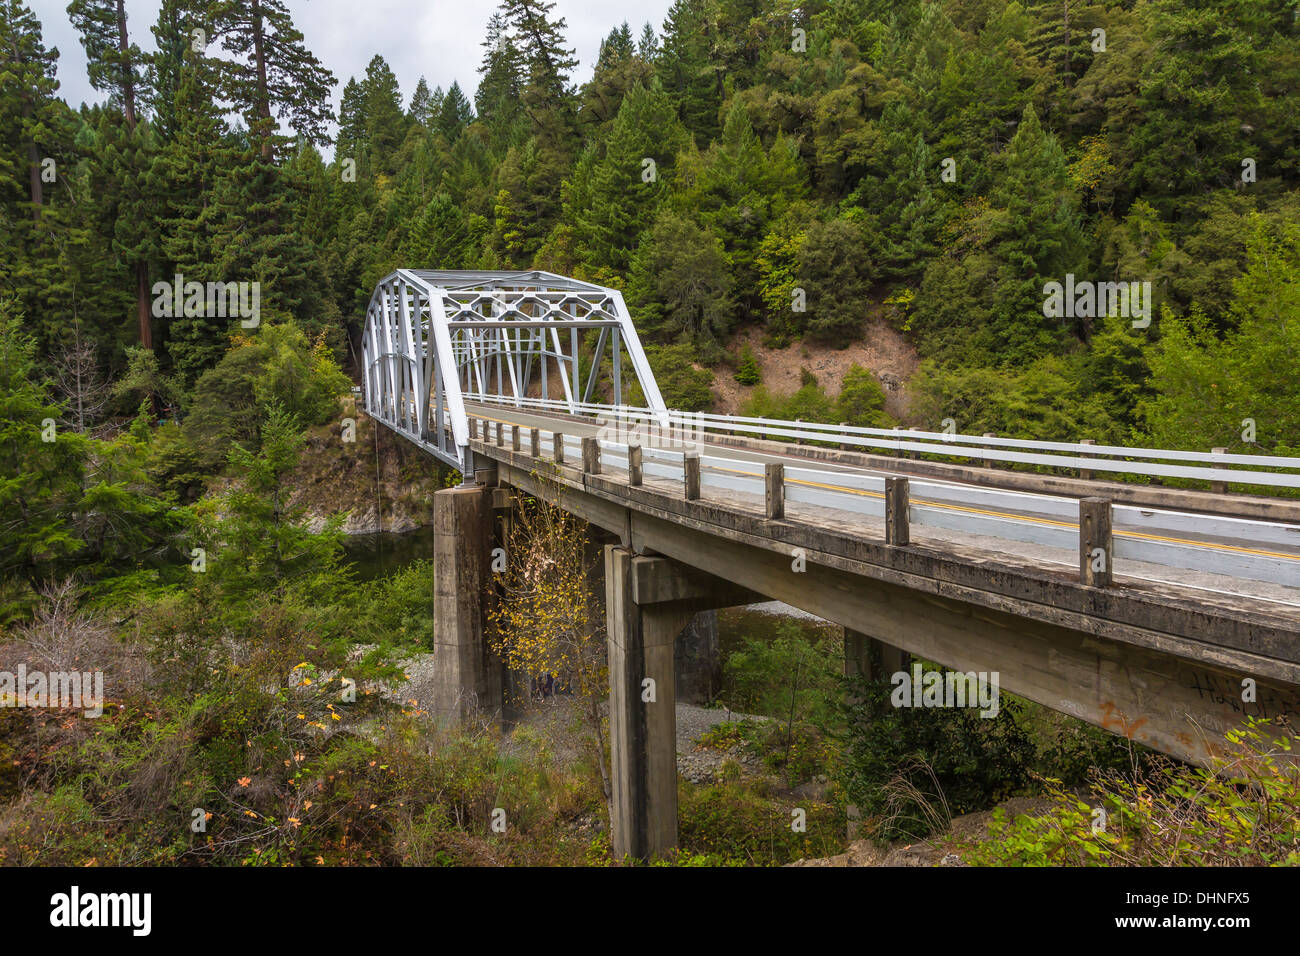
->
362;270;1300;860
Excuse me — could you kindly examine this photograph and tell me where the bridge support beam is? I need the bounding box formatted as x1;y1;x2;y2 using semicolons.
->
605;546;761;860
431;484;501;722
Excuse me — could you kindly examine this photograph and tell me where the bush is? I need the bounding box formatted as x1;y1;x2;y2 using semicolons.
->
835;363;888;427
838;666;1036;842
630;344;715;411
734;345;761;386
960;719;1300;866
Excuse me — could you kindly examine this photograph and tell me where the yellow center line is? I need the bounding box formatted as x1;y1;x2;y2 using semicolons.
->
471;412;1300;563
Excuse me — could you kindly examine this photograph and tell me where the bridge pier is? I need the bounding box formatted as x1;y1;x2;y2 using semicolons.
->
604;546;760;860
431;484;502;722
844;628;909;682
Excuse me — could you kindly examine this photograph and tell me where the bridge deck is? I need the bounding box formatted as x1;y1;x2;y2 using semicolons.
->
463;401;1300;615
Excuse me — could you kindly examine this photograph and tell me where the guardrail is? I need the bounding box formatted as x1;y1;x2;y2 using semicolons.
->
468;417;1300;591
463;393;1300;491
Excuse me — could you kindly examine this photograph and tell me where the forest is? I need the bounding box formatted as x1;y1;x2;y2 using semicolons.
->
1;0;1298;868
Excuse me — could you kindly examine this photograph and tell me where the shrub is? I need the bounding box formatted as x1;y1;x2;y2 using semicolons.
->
960;718;1300;866
838;667;1036;842
835;363;888;427
734;345;761;386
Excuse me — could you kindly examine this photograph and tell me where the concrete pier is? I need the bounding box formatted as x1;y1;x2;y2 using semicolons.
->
604;546;760;859
431;484;501;721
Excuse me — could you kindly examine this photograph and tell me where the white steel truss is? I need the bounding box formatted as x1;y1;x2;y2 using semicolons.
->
360;269;668;473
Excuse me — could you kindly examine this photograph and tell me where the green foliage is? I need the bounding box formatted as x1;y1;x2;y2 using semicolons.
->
960;719;1300;867
1143;216;1300;462
627;210;734;354
677;779;843;866
0;307;87;599
734;345;761;386
908;356;1120;444
838;667;1037;841
628;344;715;412
182;318;349;469
835;363;888;427
795;218;875;344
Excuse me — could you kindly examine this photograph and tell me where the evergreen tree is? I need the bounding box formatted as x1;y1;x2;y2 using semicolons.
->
69;0;158;348
437;81;474;142
658;0;723;142
566;80;687;277
208;0;336;159
408;75;437;127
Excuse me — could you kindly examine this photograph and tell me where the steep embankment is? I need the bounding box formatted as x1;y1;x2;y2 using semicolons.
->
710;319;920;420
288;402;452;534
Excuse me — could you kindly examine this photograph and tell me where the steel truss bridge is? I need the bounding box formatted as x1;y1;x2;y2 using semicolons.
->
361;270;667;474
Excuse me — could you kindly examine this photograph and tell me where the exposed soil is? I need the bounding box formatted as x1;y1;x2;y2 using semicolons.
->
709;322;920;420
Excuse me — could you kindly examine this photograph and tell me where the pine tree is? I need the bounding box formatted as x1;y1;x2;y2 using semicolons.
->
657;0;722;142
145;0;198;143
437;81;474;142
67;0;144;126
408;76;437;127
566;80;687;277
207;0;336;159
157;43;233;382
360;54;408;176
69;0;160;348
475;11;523;144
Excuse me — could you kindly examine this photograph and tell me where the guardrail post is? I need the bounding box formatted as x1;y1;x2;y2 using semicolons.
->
529;427;540;458
1079;439;1095;480
885;477;909;546
1211;447;1227;494
765;462;784;519
511;425;520;452
793;418;802;450
908;427;922;460
1079;497;1113;587
553;432;565;465
982;433;997;468
839;423;849;451
684;455;701;500
469;418;478;440
494;422;503;447
583;437;601;475
628;445;643;486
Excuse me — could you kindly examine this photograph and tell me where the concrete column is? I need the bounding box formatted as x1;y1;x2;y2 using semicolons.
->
431;485;502;722
844;627;909;682
605;546;693;860
675;610;720;705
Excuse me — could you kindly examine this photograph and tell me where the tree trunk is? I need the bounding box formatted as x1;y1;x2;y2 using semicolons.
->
251;0;274;160
136;261;153;351
116;0;136;130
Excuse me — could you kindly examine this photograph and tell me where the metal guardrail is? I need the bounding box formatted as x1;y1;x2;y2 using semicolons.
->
464;393;1300;490
468;415;1300;591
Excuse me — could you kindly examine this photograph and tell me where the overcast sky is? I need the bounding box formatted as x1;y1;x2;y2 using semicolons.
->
32;0;676;131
